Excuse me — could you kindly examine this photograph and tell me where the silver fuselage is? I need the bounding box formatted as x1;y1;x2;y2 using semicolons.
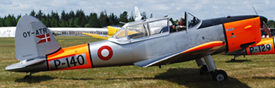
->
90;24;225;67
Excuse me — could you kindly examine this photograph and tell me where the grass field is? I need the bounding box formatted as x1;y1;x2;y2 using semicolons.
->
1;36;275;88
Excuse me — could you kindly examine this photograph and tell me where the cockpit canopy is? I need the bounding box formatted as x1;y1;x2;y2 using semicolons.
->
109;12;201;44
110;16;172;43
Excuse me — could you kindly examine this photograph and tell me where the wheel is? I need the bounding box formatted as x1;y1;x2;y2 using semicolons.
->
211;70;228;81
200;65;208;75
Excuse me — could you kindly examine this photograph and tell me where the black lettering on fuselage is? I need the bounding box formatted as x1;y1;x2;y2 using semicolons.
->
54;60;61;69
43;28;47;34
35;28;48;35
39;28;42;34
36;30;39;35
23;32;27;38
249;47;254;54
23;31;31;38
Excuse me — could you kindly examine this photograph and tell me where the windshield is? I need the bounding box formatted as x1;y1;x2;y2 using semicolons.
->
186;12;201;28
127;24;148;39
111;17;170;43
112;23;148;39
113;28;127;38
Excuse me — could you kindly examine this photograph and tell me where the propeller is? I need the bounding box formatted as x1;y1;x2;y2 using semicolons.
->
252;6;271;37
262;21;272;37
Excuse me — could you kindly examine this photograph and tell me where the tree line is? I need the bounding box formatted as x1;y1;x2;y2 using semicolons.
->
0;10;275;28
0;9;151;28
267;20;275;28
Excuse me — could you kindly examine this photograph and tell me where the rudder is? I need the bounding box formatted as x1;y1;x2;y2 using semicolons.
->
135;6;142;21
15;15;61;61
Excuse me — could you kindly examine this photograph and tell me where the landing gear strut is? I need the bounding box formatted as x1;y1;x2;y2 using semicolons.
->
230;56;236;62
231;52;246;62
24;72;34;79
196;58;208;75
196;55;228;81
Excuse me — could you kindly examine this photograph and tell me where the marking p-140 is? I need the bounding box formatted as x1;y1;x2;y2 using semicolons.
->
49;54;87;70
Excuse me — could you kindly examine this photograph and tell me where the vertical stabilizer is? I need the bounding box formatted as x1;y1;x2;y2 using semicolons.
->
15;15;60;61
135;6;142;21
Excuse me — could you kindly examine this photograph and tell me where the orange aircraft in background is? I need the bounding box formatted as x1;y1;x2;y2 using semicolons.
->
226;22;274;61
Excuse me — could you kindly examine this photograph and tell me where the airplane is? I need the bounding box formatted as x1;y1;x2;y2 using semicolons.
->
5;12;267;81
226;22;275;61
82;26;120;39
81;6;146;40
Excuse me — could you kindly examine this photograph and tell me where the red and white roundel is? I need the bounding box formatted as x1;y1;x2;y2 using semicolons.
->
97;45;113;61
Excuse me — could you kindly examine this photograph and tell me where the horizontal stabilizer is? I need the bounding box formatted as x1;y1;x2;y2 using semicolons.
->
5;58;45;72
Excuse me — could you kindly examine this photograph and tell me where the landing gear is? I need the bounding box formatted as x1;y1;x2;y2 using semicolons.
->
199;65;209;75
196;55;228;81
231;53;245;62
196;58;208;75
230;59;236;62
23;72;34;79
24;75;31;79
230;55;237;62
211;70;228;81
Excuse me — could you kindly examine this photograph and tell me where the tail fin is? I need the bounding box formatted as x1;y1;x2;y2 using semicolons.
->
135;6;142;21
15;15;61;61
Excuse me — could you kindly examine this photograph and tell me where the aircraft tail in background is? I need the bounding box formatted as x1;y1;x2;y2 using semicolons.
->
135;6;143;21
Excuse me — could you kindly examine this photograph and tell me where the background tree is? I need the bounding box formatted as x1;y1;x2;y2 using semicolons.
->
0;9;157;28
150;13;153;18
267;20;275;28
5;14;17;26
30;10;36;17
60;10;68;27
108;13;119;25
74;9;86;27
0;18;5;27
16;15;21;22
50;11;60;27
98;11;108;27
88;13;100;27
119;11;128;26
36;10;43;20
128;11;135;22
141;12;147;19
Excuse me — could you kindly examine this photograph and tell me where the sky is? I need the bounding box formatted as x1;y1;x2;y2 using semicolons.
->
0;0;274;20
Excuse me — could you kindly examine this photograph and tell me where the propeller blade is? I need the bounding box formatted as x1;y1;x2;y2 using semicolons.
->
262;21;272;37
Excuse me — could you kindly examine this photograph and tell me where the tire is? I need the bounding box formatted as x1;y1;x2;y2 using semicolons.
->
211;70;228;81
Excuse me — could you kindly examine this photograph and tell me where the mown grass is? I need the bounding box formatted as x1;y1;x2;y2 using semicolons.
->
0;36;275;88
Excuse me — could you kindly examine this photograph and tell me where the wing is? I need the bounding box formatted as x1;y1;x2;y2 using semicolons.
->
82;32;112;40
134;41;226;67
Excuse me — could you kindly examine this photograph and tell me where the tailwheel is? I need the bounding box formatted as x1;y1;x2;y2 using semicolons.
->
199;65;208;75
23;72;33;79
230;59;236;62
211;70;228;81
23;75;31;79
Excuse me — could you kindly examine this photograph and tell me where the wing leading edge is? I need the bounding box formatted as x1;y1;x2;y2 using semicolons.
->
134;41;225;67
82;32;111;40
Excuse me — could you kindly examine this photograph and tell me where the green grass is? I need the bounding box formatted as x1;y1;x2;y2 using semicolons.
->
1;36;275;87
